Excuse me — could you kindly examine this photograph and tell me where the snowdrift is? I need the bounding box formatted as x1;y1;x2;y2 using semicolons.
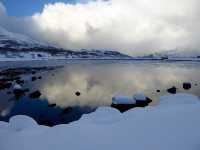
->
0;93;200;150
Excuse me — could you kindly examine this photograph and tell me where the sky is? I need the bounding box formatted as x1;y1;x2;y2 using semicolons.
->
1;0;78;16
0;0;200;55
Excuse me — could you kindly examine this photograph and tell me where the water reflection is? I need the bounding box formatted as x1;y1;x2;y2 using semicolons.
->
40;62;200;108
1;61;200;125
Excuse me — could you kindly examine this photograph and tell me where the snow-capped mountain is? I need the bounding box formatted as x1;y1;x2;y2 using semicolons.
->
0;26;131;60
141;49;200;60
156;49;200;58
0;26;51;50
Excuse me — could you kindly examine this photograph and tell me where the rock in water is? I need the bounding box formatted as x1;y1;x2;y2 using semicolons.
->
133;93;152;107
31;76;37;82
0;81;12;90
183;82;192;90
29;91;41;99
112;96;136;105
167;86;177;94
13;83;24;99
75;91;81;96
133;93;147;101
48;103;57;107
111;96;136;113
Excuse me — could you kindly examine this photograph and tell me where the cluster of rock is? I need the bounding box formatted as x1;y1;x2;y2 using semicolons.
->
111;93;152;112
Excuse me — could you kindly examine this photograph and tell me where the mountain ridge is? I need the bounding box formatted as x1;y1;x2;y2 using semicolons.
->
0;26;131;60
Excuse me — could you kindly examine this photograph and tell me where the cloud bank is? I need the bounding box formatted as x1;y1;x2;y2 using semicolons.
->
0;0;200;55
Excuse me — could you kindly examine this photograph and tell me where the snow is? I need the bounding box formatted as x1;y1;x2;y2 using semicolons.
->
0;26;50;48
9;115;38;131
80;107;122;124
0;93;200;150
159;93;200;107
133;92;147;101
0;121;10;131
112;95;136;104
13;84;22;90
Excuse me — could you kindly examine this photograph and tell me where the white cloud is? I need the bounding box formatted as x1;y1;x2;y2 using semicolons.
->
1;0;200;55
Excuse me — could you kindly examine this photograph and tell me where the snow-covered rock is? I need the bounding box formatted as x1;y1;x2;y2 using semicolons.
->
9;115;38;131
133;92;147;101
112;96;136;104
13;83;22;90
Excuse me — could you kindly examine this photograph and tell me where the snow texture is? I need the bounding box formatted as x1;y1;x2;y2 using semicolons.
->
133;92;147;101
112;95;136;104
0;93;200;150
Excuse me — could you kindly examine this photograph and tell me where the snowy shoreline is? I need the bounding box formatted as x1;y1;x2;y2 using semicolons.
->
1;93;200;150
1;57;200;62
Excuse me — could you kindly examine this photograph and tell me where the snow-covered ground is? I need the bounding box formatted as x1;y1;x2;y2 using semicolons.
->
0;51;66;61
0;93;200;150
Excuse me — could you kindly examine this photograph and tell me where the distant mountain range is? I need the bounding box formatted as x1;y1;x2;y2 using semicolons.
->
140;49;200;60
0;26;131;60
1;26;200;61
153;49;200;58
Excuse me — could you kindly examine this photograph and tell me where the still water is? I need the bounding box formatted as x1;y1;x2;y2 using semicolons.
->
0;60;200;125
41;60;200;106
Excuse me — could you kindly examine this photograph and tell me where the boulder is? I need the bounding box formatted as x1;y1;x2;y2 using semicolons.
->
31;76;37;82
13;83;24;99
75;91;81;96
112;96;136;113
167;86;177;94
183;82;192;90
29;91;41;99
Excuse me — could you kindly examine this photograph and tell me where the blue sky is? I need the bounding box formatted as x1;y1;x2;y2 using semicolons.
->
1;0;77;16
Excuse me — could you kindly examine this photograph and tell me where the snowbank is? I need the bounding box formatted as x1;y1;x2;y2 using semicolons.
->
1;93;200;150
159;93;200;106
9;115;38;131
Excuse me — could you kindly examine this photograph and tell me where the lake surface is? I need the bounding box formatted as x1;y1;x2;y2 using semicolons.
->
0;60;200;125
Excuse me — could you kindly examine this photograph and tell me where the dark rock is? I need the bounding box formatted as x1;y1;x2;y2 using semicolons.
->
16;80;24;85
0;81;12;90
75;91;81;96
31;76;37;82
31;71;36;75
23;88;30;93
183;82;192;90
29;91;41;99
13;89;24;99
157;90;160;93
136;97;152;107
111;104;136;113
4;82;12;89
167;86;177;94
37;54;43;58
38;76;42;80
48;103;57;107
